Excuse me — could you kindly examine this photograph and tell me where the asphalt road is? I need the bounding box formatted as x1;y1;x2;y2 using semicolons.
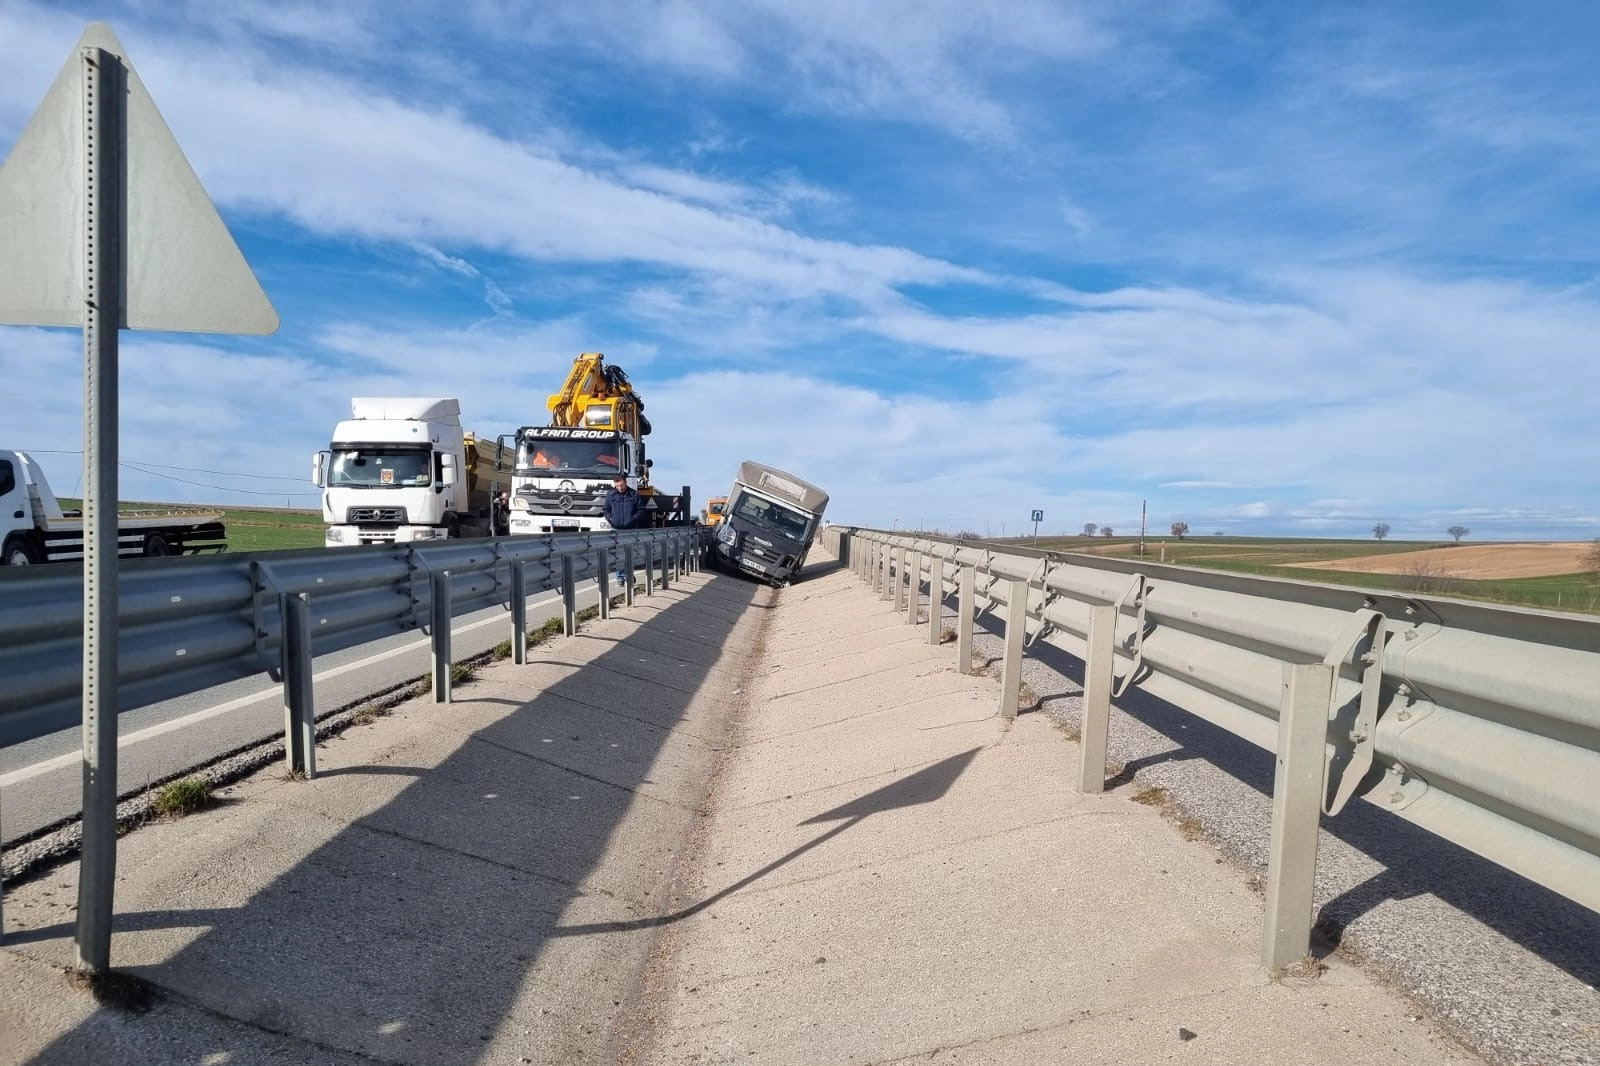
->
0;580;613;843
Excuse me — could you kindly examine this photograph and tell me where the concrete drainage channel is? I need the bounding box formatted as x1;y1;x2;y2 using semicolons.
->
0;595;628;891
0;567;776;1066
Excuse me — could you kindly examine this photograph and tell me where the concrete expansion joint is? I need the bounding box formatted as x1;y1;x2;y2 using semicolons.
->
42;960;417;1066
438;731;701;813
578;660;719;699
339;814;582;891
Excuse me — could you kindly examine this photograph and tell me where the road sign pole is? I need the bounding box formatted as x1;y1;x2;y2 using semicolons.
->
75;44;125;974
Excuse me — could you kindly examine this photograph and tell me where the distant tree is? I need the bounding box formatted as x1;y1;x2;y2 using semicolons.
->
1585;539;1600;587
1373;523;1391;541
1447;525;1470;543
1171;521;1189;539
1101;527;1113;537
1082;523;1097;536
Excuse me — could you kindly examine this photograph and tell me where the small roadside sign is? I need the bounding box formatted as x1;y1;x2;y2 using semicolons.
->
0;22;278;333
1031;509;1044;523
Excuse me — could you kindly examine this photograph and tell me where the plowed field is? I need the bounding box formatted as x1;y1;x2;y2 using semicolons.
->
1297;542;1592;580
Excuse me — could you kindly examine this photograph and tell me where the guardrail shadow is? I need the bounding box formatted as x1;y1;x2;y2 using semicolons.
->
965;603;1600;988
20;571;762;1065
547;748;981;937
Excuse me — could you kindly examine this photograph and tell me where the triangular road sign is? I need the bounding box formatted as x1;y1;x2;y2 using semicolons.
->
644;497;659;509
0;22;278;334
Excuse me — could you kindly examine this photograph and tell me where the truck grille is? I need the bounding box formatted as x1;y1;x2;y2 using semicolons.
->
347;506;407;524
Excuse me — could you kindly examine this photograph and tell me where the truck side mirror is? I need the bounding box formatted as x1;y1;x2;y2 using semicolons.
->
311;451;327;487
440;452;458;487
495;434;512;471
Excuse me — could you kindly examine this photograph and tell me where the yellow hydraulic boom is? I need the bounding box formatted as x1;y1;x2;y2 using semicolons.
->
546;352;651;443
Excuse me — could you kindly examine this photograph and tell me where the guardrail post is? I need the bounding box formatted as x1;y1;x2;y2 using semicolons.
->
893;546;907;611
999;578;1028;719
644;541;656;597
624;544;637;605
876;543;889;598
432;570;452;704
597;549;612;619
281;592;316;779
511;563;530;664
659;537;671;590
905;550;921;625
957;563;976;674
560;555;577;636
1262;662;1335;971
927;556;945;645
1076;604;1117;793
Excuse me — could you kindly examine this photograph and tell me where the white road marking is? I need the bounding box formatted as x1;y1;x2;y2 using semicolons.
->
0;594;561;788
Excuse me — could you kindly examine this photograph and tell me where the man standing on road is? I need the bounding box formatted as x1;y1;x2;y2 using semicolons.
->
603;475;643;586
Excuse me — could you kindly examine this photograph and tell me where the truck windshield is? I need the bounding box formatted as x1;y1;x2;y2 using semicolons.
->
709;501;725;515
329;448;432;488
732;494;811;541
516;440;622;477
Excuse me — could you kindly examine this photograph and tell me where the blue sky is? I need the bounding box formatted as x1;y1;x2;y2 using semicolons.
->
2;1;1598;541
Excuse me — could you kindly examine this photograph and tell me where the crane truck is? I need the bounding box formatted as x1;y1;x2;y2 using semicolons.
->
709;461;828;586
500;353;692;534
1;448;227;565
312;398;511;547
703;496;729;528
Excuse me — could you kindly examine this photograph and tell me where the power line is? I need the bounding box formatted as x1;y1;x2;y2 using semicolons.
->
23;449;308;483
119;462;320;498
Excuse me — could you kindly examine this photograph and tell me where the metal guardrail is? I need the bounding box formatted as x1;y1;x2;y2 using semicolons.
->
822;526;1600;968
0;527;705;749
0;525;705;962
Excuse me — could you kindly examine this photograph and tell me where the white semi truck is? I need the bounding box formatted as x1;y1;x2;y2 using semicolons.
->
709;461;829;585
312;398;511;547
0;449;227;566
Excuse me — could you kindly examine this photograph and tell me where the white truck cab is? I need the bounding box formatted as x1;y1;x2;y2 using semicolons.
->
313;398;509;547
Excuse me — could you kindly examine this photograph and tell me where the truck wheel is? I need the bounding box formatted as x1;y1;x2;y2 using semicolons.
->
444;514;461;539
143;533;173;557
3;535;39;566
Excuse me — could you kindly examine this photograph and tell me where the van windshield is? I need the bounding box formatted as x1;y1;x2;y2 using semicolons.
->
732;493;811;542
329;448;431;488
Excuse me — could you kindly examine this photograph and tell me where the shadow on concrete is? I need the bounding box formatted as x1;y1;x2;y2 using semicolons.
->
963;599;1600;988
551;749;981;938
22;573;762;1066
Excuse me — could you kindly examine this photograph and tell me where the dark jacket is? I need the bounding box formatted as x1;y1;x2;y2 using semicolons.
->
603;487;643;530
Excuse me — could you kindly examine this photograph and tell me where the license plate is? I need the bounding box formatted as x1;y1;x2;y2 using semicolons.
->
553;519;579;530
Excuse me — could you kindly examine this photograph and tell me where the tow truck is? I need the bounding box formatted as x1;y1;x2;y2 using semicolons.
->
501;353;691;533
1;449;226;565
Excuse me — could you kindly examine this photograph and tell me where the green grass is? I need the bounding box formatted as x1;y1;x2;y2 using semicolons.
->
213;508;325;553
1030;535;1600;616
151;777;211;817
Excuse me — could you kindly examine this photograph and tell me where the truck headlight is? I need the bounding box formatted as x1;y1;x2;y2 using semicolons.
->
511;496;530;511
326;527;348;544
